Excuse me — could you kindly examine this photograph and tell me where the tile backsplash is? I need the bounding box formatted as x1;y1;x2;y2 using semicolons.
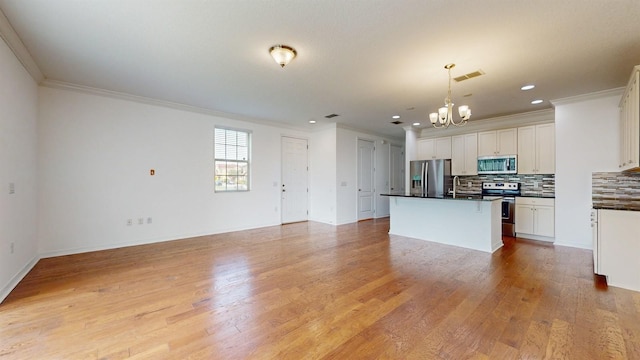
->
592;172;640;211
455;174;555;197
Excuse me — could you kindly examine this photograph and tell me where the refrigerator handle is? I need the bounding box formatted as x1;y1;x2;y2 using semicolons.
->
422;162;426;197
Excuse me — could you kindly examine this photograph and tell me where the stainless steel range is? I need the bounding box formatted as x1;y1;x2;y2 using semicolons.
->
482;182;521;237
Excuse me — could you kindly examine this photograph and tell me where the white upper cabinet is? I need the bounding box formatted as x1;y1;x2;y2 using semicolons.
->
417;136;452;160
477;128;517;156
619;66;640;171
517;123;555;174
451;133;478;176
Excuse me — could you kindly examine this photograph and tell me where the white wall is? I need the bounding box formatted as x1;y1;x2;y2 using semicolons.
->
37;86;307;256
404;127;418;195
376;140;391;217
335;128;359;224
0;37;39;301
554;90;622;249
309;125;337;224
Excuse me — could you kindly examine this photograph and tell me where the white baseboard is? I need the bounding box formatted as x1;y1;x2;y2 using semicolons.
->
39;222;282;259
0;255;40;304
552;241;593;250
516;233;555;243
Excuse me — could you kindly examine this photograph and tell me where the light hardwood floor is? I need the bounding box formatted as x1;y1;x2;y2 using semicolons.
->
1;218;639;359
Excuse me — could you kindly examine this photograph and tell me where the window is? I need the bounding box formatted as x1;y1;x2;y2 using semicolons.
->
214;127;250;192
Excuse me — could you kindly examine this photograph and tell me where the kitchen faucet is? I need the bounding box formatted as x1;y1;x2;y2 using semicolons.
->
453;175;460;198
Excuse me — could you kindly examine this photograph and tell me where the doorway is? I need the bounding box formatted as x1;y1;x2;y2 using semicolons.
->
390;144;404;194
357;139;375;221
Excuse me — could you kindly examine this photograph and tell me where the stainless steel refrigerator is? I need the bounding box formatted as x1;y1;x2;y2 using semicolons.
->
409;159;453;197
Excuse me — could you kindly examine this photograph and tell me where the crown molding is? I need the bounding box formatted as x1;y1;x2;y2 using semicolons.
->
551;87;624;107
0;8;44;83
418;108;555;139
40;79;314;133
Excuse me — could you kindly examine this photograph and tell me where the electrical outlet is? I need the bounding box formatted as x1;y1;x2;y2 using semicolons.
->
467;182;472;187
147;217;152;224
8;182;15;194
138;218;144;225
533;181;539;188
10;242;14;254
127;219;133;226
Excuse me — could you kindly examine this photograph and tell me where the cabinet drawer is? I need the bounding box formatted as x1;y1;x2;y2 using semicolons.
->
515;197;554;207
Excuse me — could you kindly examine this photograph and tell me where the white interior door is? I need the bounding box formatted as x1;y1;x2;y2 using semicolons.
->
390;145;404;193
358;139;375;220
281;137;308;224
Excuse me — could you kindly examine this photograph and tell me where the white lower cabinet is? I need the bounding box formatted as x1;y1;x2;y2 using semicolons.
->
515;197;554;240
594;209;640;292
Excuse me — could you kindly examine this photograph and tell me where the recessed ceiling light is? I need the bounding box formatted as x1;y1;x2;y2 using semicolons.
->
392;115;400;119
309;120;316;124
413;122;421;126
521;84;535;91
531;99;544;105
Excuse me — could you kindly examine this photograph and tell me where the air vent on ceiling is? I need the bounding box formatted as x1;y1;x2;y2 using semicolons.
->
391;120;403;125
325;113;340;119
454;70;485;82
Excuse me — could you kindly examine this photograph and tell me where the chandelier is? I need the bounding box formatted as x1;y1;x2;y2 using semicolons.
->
429;63;471;128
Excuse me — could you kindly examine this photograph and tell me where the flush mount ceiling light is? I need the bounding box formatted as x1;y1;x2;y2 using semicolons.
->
531;99;544;104
269;45;297;68
521;84;535;91
430;64;471;128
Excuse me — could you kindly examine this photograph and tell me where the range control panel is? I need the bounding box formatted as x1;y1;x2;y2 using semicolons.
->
482;182;520;190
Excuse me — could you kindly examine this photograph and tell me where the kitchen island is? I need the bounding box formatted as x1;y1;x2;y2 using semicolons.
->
383;194;503;253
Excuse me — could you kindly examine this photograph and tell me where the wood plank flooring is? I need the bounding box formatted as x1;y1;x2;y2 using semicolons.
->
1;218;639;359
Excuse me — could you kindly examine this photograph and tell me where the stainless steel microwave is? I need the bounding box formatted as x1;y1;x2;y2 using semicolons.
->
477;155;517;174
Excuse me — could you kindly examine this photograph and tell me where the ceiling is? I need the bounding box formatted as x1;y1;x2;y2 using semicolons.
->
1;1;639;140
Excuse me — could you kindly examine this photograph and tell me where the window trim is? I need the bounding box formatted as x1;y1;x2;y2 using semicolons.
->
214;126;251;192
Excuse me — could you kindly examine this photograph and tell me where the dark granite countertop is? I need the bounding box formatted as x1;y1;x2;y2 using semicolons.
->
593;205;640;212
381;193;499;201
382;193;556;200
518;194;556;199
